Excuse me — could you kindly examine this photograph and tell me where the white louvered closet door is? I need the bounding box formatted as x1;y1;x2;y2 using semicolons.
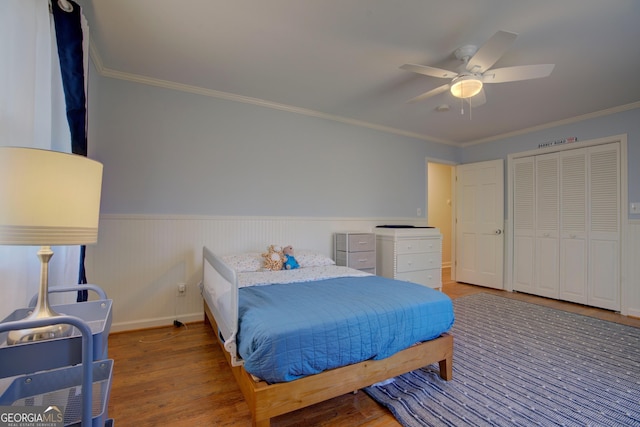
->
559;149;588;304
513;142;620;310
535;153;559;299
588;143;620;310
512;157;535;294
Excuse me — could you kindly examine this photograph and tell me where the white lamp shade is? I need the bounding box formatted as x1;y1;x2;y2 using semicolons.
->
0;147;103;245
450;75;483;99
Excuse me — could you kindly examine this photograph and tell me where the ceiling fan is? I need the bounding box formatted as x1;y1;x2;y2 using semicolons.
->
401;30;555;106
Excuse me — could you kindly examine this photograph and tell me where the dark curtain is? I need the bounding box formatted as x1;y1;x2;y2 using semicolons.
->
52;0;89;302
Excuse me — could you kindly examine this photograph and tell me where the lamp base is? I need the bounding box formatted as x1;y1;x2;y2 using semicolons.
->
6;316;73;345
6;246;73;345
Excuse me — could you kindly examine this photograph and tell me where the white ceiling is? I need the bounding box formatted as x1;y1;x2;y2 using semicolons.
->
81;0;640;145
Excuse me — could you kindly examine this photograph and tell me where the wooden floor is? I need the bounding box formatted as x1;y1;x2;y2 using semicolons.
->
107;271;640;426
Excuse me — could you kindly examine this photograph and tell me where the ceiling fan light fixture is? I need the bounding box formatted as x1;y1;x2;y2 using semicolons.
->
450;75;483;99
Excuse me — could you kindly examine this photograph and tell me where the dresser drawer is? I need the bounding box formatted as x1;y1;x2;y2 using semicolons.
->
396;269;441;288
336;251;376;270
396;252;441;273
339;233;375;252
335;232;376;273
396;238;440;254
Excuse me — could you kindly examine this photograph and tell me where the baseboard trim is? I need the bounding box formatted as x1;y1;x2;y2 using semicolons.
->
110;311;204;333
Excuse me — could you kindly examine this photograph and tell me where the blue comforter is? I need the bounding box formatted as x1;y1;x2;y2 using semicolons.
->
237;275;454;383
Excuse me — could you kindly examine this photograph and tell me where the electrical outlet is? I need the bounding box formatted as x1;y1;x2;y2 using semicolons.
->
177;283;186;296
631;203;640;214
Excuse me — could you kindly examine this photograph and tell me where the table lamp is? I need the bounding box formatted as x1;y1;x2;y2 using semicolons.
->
0;147;103;344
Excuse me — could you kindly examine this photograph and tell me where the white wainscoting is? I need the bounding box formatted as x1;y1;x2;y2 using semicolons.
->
86;215;425;332
86;215;640;331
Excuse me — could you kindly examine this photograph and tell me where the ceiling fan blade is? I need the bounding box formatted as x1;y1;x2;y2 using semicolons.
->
483;64;555;83
400;63;458;79
407;84;450;103
466;30;518;73
465;88;486;107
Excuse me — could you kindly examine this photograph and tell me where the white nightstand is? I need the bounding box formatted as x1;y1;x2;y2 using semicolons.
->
334;232;376;274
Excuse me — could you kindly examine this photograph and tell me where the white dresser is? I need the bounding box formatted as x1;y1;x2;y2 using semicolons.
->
334;232;376;274
375;227;442;290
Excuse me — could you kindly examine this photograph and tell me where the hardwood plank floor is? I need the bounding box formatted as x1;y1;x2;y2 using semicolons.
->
107;270;640;426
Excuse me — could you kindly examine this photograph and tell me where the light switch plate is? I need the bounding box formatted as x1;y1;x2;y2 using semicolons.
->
631;203;640;214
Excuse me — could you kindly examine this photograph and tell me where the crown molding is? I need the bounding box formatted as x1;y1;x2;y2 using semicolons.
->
462;101;640;147
88;43;455;147
89;42;638;149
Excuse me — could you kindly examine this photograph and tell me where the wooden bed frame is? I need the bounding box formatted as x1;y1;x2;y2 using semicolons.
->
204;302;453;427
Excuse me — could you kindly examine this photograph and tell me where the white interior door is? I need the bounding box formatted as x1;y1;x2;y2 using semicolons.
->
455;159;504;289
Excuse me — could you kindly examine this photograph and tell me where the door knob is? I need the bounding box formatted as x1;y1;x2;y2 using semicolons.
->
495;229;502;235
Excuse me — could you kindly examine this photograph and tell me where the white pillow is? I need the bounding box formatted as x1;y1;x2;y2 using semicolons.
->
295;250;335;268
221;252;263;272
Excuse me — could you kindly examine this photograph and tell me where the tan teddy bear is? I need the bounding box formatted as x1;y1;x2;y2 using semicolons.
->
262;244;284;271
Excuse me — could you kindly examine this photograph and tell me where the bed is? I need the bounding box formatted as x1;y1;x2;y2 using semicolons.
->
201;246;454;426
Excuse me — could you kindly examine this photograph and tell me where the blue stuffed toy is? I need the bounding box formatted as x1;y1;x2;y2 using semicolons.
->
282;245;300;270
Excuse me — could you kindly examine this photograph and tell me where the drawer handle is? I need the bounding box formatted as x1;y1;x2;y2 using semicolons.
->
358;259;368;263
358;241;368;244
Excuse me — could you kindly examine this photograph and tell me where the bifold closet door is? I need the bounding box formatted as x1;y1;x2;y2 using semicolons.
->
559;143;620;310
512;157;535;294
587;143;620;311
512;154;559;298
534;153;559;299
514;142;620;311
559;149;588;304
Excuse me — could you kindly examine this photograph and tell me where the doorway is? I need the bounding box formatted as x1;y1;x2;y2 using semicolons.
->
427;161;454;280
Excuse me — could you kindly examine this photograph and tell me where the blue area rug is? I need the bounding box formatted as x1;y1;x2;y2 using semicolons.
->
365;293;640;426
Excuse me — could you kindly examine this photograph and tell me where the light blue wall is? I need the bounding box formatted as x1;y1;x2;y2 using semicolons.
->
461;107;640;220
88;69;458;217
89;67;638;221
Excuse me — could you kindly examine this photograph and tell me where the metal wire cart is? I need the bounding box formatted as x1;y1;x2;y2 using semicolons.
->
0;285;114;426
